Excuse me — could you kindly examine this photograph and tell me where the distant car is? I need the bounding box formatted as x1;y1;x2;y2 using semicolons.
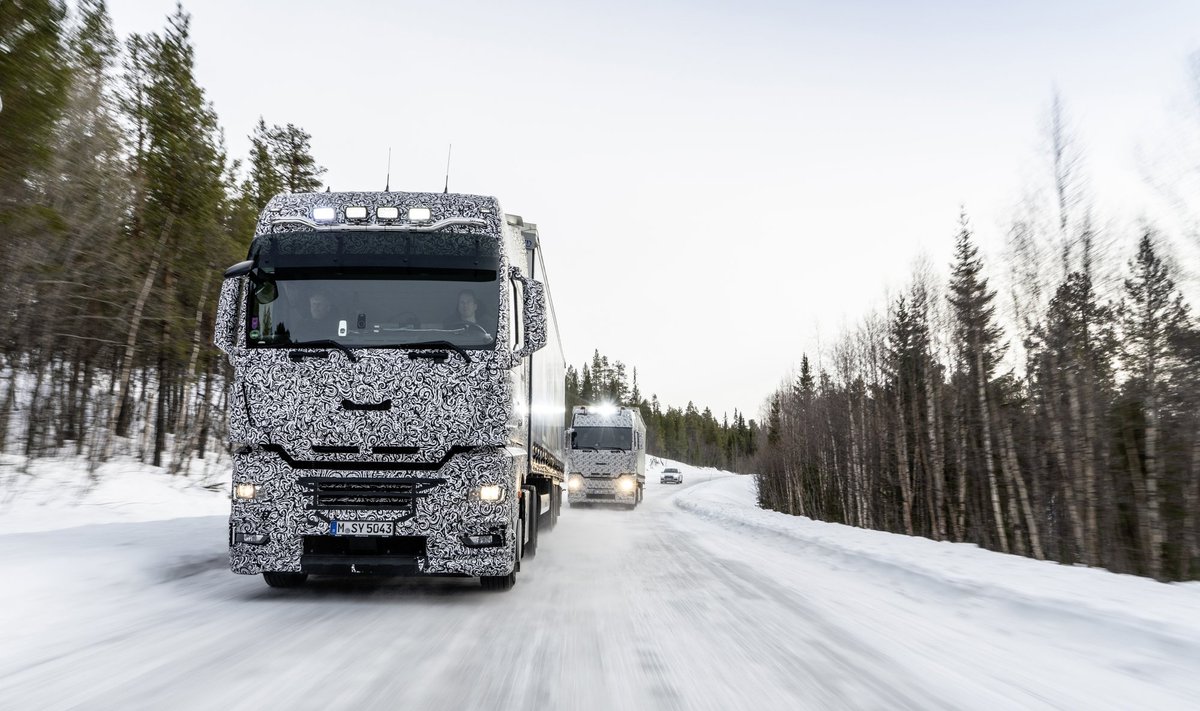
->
660;468;683;484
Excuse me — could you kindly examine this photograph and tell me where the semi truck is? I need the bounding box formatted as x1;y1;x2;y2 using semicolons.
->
565;405;646;508
213;191;566;590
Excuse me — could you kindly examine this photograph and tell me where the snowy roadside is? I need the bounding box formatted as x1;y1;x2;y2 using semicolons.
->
0;453;231;534
672;468;1200;645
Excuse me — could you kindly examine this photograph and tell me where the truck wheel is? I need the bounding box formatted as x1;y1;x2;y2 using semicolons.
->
480;572;515;590
522;485;539;557
540;484;558;531
263;572;307;588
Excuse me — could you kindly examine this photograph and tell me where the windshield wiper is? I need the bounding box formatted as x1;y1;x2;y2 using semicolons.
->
403;340;471;364
286;339;359;363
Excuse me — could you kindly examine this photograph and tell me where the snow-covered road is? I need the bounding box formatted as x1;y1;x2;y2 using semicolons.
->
2;461;1199;710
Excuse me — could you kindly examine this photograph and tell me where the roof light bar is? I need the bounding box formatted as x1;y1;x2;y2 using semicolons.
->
593;402;619;417
312;207;336;222
376;206;399;220
345;206;367;220
271;216;487;232
408;207;432;222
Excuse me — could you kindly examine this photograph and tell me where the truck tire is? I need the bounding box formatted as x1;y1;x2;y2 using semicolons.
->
522;485;539;557
263;571;307;588
539;483;556;531
550;484;561;527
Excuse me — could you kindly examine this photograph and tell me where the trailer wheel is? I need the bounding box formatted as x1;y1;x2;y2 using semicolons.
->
540;483;558;531
263;572;307;588
522;485;539;557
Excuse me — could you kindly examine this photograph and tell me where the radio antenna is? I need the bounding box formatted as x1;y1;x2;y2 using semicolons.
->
384;147;392;192
443;144;452;194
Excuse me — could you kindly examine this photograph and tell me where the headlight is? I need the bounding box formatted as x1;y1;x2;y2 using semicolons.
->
233;483;258;500
477;484;504;502
568;475;585;491
617;476;636;493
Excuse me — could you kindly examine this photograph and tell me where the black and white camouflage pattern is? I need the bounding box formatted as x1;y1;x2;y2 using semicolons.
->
254;191;500;238
215;191;556;577
566;407;647;505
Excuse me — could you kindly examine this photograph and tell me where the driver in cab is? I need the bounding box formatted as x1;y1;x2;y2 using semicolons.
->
447;289;491;339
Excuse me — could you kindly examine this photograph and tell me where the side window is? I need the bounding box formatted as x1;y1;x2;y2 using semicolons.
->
509;273;524;352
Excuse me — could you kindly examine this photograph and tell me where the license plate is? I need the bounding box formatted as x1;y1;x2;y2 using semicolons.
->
331;520;394;536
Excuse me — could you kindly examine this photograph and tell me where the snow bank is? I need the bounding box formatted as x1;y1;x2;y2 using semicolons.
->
675;471;1200;647
0;453;230;534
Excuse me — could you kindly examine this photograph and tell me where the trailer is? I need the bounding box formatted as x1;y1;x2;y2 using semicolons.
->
214;192;565;590
565;405;646;508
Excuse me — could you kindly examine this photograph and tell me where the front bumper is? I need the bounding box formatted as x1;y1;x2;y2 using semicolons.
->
228;447;518;577
569;476;639;504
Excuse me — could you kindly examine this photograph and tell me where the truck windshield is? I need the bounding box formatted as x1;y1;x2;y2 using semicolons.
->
248;276;499;349
573;427;632;450
246;229;501;349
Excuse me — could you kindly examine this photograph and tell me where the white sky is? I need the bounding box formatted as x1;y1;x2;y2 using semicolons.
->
106;0;1200;421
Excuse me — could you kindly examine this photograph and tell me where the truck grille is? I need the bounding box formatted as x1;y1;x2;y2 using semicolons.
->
299;477;444;512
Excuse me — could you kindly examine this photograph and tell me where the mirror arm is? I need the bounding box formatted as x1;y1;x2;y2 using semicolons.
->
224;260;254;278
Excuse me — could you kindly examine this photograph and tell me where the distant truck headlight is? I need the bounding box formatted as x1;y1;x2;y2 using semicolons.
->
568;475;585;491
617;476;636;493
477;484;504;502
233;483;258;500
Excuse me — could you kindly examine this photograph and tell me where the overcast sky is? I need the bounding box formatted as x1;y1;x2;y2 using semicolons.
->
107;0;1200;421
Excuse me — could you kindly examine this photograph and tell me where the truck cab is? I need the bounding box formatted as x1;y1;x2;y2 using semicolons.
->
214;191;565;590
565;405;646;508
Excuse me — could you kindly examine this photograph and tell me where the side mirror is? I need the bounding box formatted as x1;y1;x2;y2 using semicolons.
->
214;273;245;355
510;267;547;360
564;428;574;450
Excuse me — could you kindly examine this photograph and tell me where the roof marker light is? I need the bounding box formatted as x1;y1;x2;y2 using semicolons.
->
345;206;367;220
408;207;431;222
312;207;336;222
376;206;399;220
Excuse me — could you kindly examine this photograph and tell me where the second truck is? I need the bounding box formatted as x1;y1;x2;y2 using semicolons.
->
565;404;646;508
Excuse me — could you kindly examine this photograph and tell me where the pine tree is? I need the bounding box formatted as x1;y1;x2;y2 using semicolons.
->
37;0;130;456
0;0;70;203
248;117;284;208
114;3;233;466
580;364;594;402
1118;232;1190;578
0;0;70;394
1033;271;1113;563
268;122;325;193
947;211;1010;553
